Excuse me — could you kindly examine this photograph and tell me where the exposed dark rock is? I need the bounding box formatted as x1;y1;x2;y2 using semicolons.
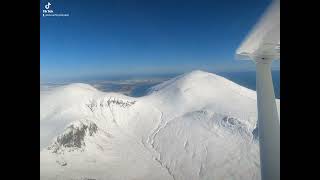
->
86;98;136;111
88;123;98;136
48;120;98;154
222;116;241;126
252;126;258;140
56;160;67;166
220;116;252;139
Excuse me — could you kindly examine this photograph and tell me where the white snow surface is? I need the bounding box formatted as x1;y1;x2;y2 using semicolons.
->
40;70;280;180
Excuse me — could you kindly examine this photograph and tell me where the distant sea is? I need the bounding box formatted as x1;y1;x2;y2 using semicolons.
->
41;70;280;99
217;70;280;99
130;70;280;99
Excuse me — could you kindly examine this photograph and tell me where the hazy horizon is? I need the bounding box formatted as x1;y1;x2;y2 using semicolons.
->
41;69;280;98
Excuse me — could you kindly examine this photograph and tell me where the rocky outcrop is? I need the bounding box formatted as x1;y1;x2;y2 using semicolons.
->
47;120;98;154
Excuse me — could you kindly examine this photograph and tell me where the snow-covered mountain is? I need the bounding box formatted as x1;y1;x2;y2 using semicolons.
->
40;70;280;180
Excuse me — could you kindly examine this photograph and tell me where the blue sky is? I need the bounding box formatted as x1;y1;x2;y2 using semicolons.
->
40;0;279;80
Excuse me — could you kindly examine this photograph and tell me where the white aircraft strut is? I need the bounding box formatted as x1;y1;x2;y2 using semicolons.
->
235;1;280;179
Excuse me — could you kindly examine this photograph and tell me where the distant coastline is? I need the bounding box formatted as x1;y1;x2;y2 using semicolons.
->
41;70;280;99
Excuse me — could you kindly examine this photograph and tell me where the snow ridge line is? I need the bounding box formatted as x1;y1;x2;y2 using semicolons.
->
147;111;164;146
155;157;176;180
95;99;175;180
145;109;175;180
198;145;208;178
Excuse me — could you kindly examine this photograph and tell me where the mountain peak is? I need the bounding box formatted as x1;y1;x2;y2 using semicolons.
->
148;70;252;97
57;83;98;92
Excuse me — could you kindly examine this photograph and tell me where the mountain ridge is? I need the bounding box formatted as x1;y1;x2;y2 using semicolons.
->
40;70;279;180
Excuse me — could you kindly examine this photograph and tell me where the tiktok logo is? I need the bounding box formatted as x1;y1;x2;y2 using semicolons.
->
43;2;53;14
42;1;69;17
45;2;51;9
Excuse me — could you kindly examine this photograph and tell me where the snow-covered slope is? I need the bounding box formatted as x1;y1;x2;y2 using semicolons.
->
40;70;280;180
